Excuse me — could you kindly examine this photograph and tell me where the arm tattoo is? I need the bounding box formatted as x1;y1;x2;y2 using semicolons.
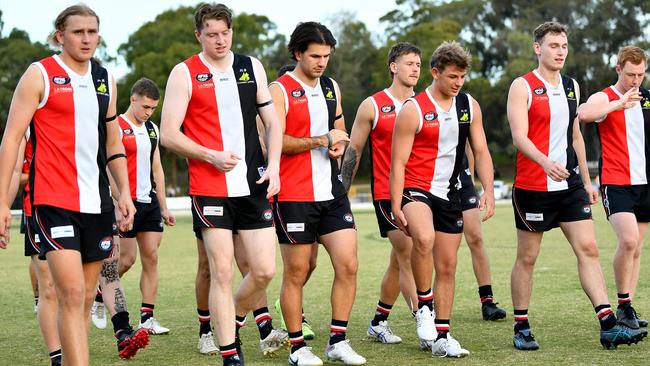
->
114;288;128;313
341;146;358;192
100;259;120;284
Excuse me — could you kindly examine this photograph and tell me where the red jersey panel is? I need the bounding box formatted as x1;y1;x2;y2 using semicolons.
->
514;71;580;192
181;52;264;198
403;89;471;201
597;86;650;185
118;116;158;203
30;55;112;213
369;89;405;200
273;73;344;202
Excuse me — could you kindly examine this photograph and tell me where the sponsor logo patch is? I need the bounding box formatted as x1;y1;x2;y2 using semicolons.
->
203;206;224;216
525;213;544;221
424;111;437;121
196;73;213;82
292;88;305;98
34;234;41;243
123;128;133;135
52;75;70;85
533;87;546;95
287;223;305;232
99;237;113;252
381;104;395;113
263;209;273;221
51;225;74;239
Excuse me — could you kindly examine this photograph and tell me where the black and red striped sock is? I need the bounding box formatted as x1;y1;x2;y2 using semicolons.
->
417;288;434;311
95;288;103;303
435;319;450;340
289;330;306;353
513;309;530;333
140;303;154;323
219;342;238;360
197;308;211;336
235;315;246;338
595;304;616;330
371;300;393;326
329;319;348;345
479;285;494;304
253;307;273;340
617;293;632;309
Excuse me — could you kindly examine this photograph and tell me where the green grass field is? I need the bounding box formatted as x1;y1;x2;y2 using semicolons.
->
0;206;648;365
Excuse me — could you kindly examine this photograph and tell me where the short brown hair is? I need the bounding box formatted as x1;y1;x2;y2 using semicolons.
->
533;21;568;44
131;78;160;100
194;3;232;33
617;46;647;68
48;4;100;47
388;42;421;76
429;41;471;71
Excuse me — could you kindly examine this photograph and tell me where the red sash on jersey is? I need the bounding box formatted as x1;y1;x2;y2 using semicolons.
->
369;90;398;200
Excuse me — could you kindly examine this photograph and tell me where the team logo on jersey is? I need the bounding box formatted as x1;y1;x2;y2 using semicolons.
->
123;128;133;135
52;75;70;85
291;88;305;98
343;213;354;223
262;209;273;221
196;73;213;82
643;99;650;109
533;87;546;95
459;110;470;123
324;88;335;100
96;82;107;93
566;90;576;100
149;130;157;137
424;111;437;121
381;104;395;113
99;237;113;252
239;72;250;81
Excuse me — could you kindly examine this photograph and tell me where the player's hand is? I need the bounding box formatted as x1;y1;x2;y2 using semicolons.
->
209;150;241;173
328;129;350;146
327;141;346;159
619;87;643;109
393;206;409;236
0;206;11;249
542;159;570;182
161;208;176;226
257;163;280;199
584;183;599;204
117;196;136;232
479;190;495;222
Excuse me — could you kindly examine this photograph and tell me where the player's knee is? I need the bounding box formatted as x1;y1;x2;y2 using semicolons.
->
142;251;159;269
335;257;358;278
435;258;457;278
411;232;435;252
250;264;276;287
211;266;234;286
464;231;483;249
40;280;57;302
578;239;600;259
516;253;538;268
58;285;85;307
618;237;638;253
283;263;310;284
120;254;136;272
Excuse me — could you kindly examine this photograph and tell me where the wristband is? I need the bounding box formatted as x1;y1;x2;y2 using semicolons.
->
326;133;333;149
107;153;126;163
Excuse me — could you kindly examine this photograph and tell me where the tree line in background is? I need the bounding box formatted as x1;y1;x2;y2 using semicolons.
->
1;1;649;193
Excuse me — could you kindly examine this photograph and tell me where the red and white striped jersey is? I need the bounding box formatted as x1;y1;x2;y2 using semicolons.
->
597;86;650;185
29;55;113;213
514;70;580;192
369;89;408;200
180;52;266;198
22;130;33;217
272;72;345;202
403;89;472;201
118;115;159;203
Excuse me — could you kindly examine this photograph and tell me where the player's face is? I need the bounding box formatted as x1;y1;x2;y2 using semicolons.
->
295;43;331;79
432;64;467;97
130;95;159;123
57;15;99;62
534;32;568;72
616;61;646;91
196;19;232;60
392;53;421;87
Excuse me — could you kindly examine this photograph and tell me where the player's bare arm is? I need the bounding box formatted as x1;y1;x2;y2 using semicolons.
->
341;97;373;191
0;65;42;246
577;88;642;124
507;77;569;182
389;101;418;233
152;142;175;226
8;137;27;206
468;98;495;221
252;57;281;198
327;81;348;160
160;65;240;173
